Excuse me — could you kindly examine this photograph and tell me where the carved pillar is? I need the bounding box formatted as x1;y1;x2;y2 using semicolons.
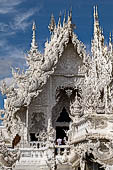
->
70;94;82;123
24;107;29;145
104;86;108;110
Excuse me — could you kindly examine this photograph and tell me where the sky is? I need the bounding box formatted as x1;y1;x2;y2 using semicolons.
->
0;0;113;109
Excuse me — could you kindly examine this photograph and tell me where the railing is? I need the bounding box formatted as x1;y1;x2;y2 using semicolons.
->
15;144;71;166
29;141;46;148
20;147;47;158
55;145;70;156
19;144;70;158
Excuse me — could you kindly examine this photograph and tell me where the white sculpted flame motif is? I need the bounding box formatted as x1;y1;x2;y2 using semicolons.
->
0;6;113;170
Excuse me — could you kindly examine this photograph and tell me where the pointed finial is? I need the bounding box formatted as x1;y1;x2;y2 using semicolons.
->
67;8;76;34
68;10;70;21
70;7;72;21
31;21;38;50
58;11;61;27
109;32;112;43
67;8;72;23
63;10;66;26
48;13;56;33
94;5;96;17
94;5;98;21
96;5;98;17
109;32;112;52
32;21;36;31
102;28;103;34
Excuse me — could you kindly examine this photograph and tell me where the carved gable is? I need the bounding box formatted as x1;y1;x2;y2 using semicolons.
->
54;43;83;75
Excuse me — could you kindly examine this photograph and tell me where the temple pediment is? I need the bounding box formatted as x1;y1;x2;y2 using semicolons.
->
54;43;83;75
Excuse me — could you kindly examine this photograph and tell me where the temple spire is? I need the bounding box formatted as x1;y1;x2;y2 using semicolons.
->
63;10;66;27
93;5;99;35
109;32;112;44
58;12;61;28
109;32;113;53
95;5;98;18
31;21;38;51
67;8;75;34
91;6;102;57
48;13;56;33
70;7;72;21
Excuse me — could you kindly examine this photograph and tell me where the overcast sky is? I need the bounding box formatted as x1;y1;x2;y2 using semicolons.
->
0;0;113;108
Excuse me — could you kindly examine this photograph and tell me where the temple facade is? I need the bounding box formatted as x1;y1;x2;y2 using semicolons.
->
0;6;113;170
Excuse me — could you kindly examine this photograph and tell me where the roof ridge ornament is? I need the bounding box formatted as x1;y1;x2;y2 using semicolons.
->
67;8;76;35
48;13;56;33
63;10;66;27
57;11;62;28
30;21;38;51
109;32;113;53
91;5;105;57
95;5;98;18
70;7;72;21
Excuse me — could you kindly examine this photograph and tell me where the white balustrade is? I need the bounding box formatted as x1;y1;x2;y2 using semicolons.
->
19;144;70;159
55;145;70;156
20;148;47;158
30;141;46;148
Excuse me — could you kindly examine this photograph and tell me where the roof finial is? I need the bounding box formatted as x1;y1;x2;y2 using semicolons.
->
67;8;75;34
93;5;98;22
63;10;66;27
48;13;56;33
58;11;61;27
109;32;112;43
70;7;72;21
68;10;70;22
68;8;72;24
31;21;38;50
96;5;98;17
94;6;96;18
109;32;113;52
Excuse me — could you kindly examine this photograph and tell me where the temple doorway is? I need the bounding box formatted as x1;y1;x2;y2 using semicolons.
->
55;107;71;144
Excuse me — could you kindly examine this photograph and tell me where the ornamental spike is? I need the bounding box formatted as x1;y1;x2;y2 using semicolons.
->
95;5;98;18
109;32;112;43
48;13;56;33
94;5;96;18
63;10;66;27
31;21;38;51
109;32;113;53
70;7;72;21
58;11;61;28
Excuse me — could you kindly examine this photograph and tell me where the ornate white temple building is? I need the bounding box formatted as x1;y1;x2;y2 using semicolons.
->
0;6;113;170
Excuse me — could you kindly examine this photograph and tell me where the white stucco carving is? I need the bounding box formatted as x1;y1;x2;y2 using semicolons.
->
0;6;113;170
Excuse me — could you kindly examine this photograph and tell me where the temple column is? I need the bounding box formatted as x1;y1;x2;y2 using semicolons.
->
23;107;29;147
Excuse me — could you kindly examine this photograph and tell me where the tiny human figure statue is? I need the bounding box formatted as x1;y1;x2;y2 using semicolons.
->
57;137;62;145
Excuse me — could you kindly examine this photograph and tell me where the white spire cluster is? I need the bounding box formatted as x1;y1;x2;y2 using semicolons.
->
31;21;38;51
0;7;113;145
1;7;113;170
26;22;42;67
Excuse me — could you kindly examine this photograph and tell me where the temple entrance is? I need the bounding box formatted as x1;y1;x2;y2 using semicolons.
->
55;107;71;144
56;126;69;144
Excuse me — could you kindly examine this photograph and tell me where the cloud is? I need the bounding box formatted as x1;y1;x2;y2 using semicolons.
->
0;0;24;14
0;2;41;81
0;77;14;87
0;23;9;32
0;8;39;33
0;57;26;80
0;39;7;48
12;8;38;31
0;41;26;79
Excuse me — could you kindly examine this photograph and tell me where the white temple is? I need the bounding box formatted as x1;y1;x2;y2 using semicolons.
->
0;6;113;170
